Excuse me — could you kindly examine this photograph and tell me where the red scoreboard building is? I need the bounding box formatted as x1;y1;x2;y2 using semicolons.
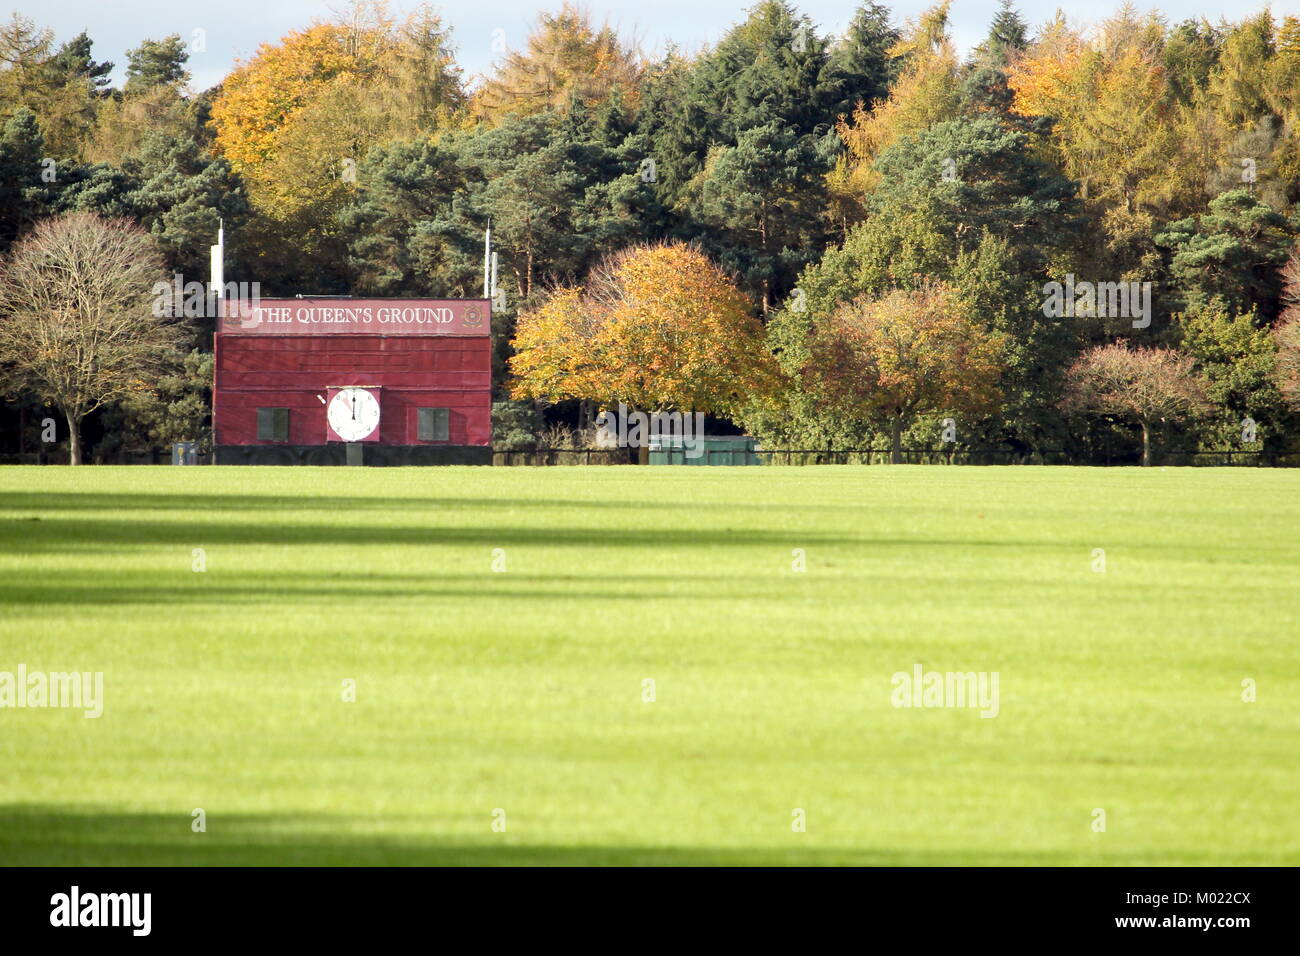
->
213;298;492;465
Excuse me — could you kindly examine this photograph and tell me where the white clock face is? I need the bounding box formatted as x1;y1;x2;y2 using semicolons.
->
327;388;381;441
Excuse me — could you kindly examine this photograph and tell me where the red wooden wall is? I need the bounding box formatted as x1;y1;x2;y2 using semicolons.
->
214;334;491;446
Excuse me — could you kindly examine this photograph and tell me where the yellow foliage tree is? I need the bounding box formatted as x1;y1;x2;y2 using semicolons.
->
85;85;192;165
1006;9;1222;267
1208;12;1276;131
510;242;781;416
1004;13;1085;118
210;3;462;177
209;3;463;270
1265;16;1300;196
210;22;378;175
827;1;960;228
505;286;611;405
473;4;641;125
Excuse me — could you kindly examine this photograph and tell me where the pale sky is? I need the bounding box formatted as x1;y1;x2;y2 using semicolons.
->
29;0;1300;93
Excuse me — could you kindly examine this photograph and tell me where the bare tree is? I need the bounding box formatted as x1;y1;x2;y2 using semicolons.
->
0;212;179;464
1273;245;1300;409
1061;341;1209;466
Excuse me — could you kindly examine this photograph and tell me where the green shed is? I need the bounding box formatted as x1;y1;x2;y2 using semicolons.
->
648;435;761;465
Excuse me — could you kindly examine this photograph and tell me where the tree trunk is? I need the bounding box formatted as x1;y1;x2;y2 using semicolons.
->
65;409;81;465
1141;421;1150;467
890;412;903;465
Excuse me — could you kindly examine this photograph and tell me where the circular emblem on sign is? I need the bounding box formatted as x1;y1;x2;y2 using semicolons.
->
463;306;483;328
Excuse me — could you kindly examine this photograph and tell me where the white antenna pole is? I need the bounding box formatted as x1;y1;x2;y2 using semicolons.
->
210;218;225;300
483;222;491;299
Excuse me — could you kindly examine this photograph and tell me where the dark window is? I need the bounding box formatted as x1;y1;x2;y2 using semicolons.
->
257;407;290;442
417;407;450;442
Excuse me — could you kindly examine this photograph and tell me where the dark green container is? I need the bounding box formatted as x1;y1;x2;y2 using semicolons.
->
648;435;761;465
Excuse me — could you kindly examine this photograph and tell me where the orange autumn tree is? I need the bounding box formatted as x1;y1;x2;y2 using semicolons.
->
509;242;782;417
506;286;612;405
210;4;461;186
1005;10;1213;257
804;282;1006;463
209;3;464;278
210;22;385;175
1003;12;1085;119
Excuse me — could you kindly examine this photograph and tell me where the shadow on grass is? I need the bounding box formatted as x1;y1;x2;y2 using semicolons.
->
0;489;1158;559
0;501;1095;557
0;513;1205;565
0;516;865;555
0;485;874;555
0;804;1230;866
0;571;756;607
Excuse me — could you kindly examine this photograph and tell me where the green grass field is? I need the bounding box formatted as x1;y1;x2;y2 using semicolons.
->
1;464;1297;866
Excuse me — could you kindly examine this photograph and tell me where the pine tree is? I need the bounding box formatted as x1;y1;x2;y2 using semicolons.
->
1156;188;1296;321
691;120;833;314
124;35;190;94
0;107;51;248
47;31;113;97
979;0;1027;66
825;2;900;118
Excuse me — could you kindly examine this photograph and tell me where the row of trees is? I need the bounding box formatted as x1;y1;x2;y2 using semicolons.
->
506;1;1300;464
509;239;1296;466
3;1;1300;463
